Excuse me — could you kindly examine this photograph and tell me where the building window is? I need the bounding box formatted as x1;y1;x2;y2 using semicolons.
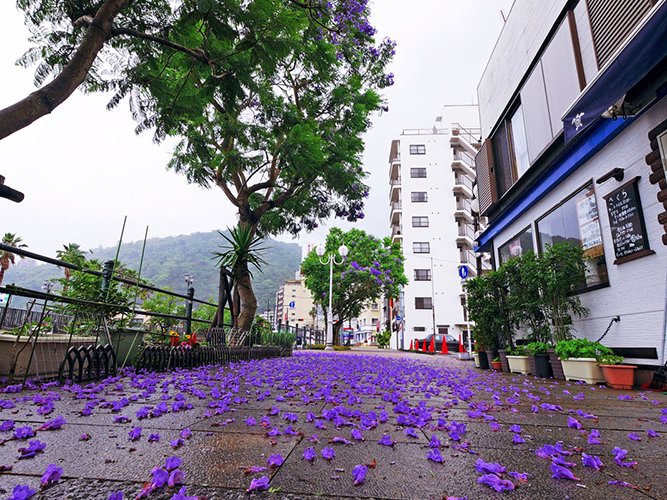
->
409;144;426;155
371;303;379;310
498;226;534;265
536;182;608;289
659;131;667;173
414;326;426;332
411;191;428;202
415;297;433;309
410;167;427;178
413;242;430;254
437;326;449;335
510;106;530;178
414;269;431;281
412;216;429;228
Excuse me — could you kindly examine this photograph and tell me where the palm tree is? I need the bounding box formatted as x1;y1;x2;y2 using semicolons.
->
0;233;28;287
55;243;88;290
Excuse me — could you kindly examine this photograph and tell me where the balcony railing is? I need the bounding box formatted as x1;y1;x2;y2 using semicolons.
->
456;199;472;212
451;123;481;145
390;177;402;186
391;201;402;211
391;225;403;238
390;153;401;163
453;150;476;167
454;174;474;191
458;224;475;239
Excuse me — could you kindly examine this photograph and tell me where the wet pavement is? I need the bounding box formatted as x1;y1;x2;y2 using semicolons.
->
0;350;665;499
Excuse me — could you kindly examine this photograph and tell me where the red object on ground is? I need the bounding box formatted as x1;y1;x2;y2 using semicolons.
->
429;337;435;353
458;334;465;353
422;339;428;352
408;340;413;351
441;338;449;355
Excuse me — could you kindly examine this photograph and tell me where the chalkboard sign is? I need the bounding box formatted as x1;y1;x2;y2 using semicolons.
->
603;177;655;264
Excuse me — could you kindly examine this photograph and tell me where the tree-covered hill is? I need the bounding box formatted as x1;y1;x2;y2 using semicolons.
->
4;231;301;313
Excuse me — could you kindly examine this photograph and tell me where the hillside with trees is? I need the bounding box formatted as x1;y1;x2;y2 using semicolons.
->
3;231;301;313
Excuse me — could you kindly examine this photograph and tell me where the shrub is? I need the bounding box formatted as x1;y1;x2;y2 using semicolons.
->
506;345;527;356
555;338;614;360
598;354;624;365
524;341;549;356
333;345;350;351
306;344;326;350
376;330;391;349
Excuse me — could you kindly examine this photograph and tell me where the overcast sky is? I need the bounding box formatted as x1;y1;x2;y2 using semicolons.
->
0;0;513;258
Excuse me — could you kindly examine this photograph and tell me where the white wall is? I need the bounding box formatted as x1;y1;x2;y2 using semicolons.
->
492;96;667;365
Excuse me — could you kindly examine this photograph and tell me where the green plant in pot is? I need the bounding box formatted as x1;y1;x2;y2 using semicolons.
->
524;341;553;378
598;354;637;390
505;345;531;375
491;356;502;371
556;338;613;384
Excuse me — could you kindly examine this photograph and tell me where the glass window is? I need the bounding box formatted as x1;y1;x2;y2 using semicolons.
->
413;242;430;254
410;145;426;155
492;120;514;197
510;106;530;178
414;326;426;332
411;192;428;202
498;227;534;265
415;297;433;309
521;62;554;162
410;167;427;178
412;216;429;228
536;183;608;288
414;269;431;281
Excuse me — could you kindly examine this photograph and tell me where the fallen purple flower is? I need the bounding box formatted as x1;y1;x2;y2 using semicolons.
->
322;447;335;460
171;486;198;500
128;427;142;441
148;433;160;442
0;420;15;432
303;447;316;462
427;448;444;463
428;435;441;448
550;463;580;481
180;428;192;439
404;427;419;438
608;480;640;489
352;464;368;485
170;438;184;449
246;475;270;493
8;484;35;500
581;453;604;470
165;456;182;471
245;417;257;426
151;467;169;488
330;436;352;445
477;473;515;492
647;429;659;438
13;426;35;440
508;471;528;483
242;465;268;474
475;459;506;475
627;432;641;441
509;425;522;434
378;434;394;447
567;417;582;430
40;464;63;487
267;453;284;468
107;491;123;500
80;433;92;441
168;469;185;487
512;433;525;444
351;429;364;441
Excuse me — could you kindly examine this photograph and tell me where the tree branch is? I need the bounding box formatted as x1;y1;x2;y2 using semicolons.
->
111;26;209;64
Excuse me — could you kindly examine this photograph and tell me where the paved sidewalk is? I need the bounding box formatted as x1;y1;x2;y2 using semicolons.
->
0;351;665;499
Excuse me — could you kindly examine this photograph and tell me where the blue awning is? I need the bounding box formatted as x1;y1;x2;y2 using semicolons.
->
563;1;667;142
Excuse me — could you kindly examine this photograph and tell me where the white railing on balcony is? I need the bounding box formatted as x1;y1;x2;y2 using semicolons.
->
390;153;401;163
454;174;474;191
391;201;402;211
390;177;402;186
458;224;475;239
453;150;476;167
451;123;481;145
456;199;472;212
391;224;403;238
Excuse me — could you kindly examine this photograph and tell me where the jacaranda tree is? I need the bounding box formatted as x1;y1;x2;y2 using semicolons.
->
301;228;407;345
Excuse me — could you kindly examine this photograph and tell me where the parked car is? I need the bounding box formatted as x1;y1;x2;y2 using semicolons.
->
415;333;461;352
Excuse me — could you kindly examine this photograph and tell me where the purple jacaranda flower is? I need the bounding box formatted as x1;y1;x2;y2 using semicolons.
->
148;433;160;442
508;471;528;483
113;415;131;424
136;407;150;420
80;433;91;441
628;432;641;441
309;434;319;443
608;480;640;489
0;420;15;432
8;484;35;500
269;406;280;416
588;429;602;445
284;426;298;436
573;392;586;400
13;426;35;440
582;453;604;470
242;466;268;474
550;463;580;481
315;419;327;430
18;439;46;459
267;453;284;468
170;438;184;449
509;425;522;434
330;436;352;445
352;464;368;485
427;448;444;463
475;459;506;475
477;474;515;492
567;417;582;430
38;415;66;431
107;491;123;500
551;455;577;468
531;405;539;413
489;422;501;432
245;417;257;427
428;435;441;448
351;429;364;441
151;467;169;488
378;434;394;447
540;403;563;411
40;464;63;486
612;447;637;468
168;469;185;487
128;427;142;441
303;447;316;461
171;486;198;500
246;475;270;492
512;433;526;444
322;447;335;460
618;394;633;401
165;456;182;471
404;427;419;438
267;427;282;437
647;429;659;438
180;428;192;439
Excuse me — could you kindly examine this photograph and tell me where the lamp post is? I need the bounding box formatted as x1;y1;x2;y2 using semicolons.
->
184;273;194;335
315;243;349;350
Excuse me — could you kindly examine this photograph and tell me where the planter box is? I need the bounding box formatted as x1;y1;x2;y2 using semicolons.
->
506;355;531;375
533;354;553;378
600;364;637;390
0;333;95;379
560;357;605;384
547;348;565;380
110;329;146;367
498;349;510;372
473;352;480;368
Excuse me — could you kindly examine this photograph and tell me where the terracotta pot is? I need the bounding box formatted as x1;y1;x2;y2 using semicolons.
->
497;349;510;372
600;364;637;390
547;348;565;380
491;360;502;371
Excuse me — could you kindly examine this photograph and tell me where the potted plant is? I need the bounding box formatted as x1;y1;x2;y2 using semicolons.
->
555;338;614;384
491;356;502;371
598;354;637;390
473;349;481;368
525;341;553;378
505;345;531;375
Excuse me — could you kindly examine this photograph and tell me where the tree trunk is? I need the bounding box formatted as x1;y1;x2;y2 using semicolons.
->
333;320;342;346
0;0;129;140
0;267;5;287
236;262;257;332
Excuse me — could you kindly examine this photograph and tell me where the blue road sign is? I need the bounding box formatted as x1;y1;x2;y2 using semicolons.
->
289;301;296;308
458;265;469;280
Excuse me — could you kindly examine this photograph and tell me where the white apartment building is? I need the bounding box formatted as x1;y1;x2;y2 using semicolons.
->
389;119;487;350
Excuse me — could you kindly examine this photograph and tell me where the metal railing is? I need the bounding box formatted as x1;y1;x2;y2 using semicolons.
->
456;199;472;212
458;224;475;239
391;225;403;238
453;150;476;167
451;123;481;145
391;201;402;211
390;177;402;186
454;174;475;191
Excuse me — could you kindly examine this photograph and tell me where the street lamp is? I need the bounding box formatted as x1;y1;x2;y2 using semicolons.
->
316;243;349;350
41;280;54;294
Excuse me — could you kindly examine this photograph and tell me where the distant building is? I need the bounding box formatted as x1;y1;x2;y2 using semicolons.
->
388;114;488;349
275;277;316;329
474;0;667;365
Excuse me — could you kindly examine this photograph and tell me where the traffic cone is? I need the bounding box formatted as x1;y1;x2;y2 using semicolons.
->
458;334;465;353
429;336;435;353
409;340;414;351
441;338;449;355
422;339;428;352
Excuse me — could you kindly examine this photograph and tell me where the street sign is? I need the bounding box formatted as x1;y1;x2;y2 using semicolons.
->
458;265;469;280
395;315;401;321
288;301;296;308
